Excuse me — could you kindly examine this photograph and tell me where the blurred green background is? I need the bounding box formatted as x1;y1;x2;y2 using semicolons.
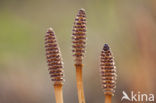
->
0;0;156;103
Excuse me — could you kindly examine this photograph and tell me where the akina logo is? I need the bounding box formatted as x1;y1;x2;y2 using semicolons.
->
121;91;154;102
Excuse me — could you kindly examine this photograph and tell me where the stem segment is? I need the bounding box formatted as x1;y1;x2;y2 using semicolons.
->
75;64;86;103
105;95;112;103
54;84;64;103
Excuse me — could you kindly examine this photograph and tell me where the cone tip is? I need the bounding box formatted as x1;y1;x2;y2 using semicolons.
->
103;44;110;51
80;8;85;11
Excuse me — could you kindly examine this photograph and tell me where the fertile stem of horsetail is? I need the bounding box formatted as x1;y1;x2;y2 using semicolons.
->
45;28;64;103
100;44;117;103
72;8;86;103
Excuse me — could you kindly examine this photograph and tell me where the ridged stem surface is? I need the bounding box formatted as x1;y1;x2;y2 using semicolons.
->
105;95;112;103
75;65;86;103
54;84;64;103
